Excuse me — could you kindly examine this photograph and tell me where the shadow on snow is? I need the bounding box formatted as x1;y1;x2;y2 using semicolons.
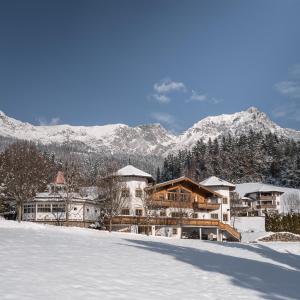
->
122;239;300;300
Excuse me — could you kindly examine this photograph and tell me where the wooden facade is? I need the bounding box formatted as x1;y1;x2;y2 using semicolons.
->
146;177;222;212
109;177;241;241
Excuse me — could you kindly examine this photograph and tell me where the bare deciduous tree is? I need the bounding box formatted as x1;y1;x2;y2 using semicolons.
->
282;192;300;214
96;163;127;232
0;141;56;222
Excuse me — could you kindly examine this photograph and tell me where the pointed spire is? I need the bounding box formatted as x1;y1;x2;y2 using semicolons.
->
53;171;65;185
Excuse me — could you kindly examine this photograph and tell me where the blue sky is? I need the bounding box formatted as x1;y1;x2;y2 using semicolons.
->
1;0;300;132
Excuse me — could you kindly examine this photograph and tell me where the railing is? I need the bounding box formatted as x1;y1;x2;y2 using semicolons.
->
219;222;241;241
108;216;241;241
256;204;276;209
150;199;193;209
258;195;276;200
193;202;220;210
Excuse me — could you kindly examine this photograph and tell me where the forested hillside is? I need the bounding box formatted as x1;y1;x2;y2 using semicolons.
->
160;131;300;188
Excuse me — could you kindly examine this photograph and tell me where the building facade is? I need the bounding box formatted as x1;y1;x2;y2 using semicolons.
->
23;171;100;227
108;167;240;241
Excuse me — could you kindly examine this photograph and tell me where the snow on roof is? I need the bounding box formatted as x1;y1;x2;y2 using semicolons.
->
200;176;235;188
235;183;293;197
117;165;153;178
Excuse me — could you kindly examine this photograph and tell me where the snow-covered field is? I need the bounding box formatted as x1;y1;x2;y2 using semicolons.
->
0;221;300;300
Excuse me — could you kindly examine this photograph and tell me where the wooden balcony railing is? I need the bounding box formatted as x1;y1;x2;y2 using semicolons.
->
150;198;220;210
150;199;193;209
108;216;241;241
193;202;220;210
256;204;276;209
258;195;275;200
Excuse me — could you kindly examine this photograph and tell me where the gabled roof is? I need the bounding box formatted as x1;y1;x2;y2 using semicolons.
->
146;176;223;198
236;183;285;197
200;176;235;190
117;165;153;179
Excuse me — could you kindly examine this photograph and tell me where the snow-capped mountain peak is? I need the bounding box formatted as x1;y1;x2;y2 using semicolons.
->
176;107;300;148
0;107;299;157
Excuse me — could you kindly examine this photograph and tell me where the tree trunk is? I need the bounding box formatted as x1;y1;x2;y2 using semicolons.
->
109;218;112;232
17;203;22;223
65;203;69;227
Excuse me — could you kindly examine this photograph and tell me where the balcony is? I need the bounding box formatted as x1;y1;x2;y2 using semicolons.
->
256;204;276;209
258;195;276;201
193;202;220;210
150;198;192;209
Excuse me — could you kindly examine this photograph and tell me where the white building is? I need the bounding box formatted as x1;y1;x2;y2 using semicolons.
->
236;183;300;216
200;176;235;224
116;165;154;217
23;171;100;227
109;167;240;241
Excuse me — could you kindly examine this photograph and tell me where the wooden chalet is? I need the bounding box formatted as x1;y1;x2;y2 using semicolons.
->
109;176;241;241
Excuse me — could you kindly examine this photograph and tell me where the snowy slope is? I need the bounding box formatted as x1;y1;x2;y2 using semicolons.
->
0;220;300;300
1;107;300;156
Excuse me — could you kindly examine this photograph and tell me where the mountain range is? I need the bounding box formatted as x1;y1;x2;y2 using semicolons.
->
0;107;299;157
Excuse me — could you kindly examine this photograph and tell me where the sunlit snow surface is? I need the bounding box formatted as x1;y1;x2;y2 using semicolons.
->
0;220;300;300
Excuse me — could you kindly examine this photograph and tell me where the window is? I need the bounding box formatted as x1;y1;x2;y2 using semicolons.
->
24;204;35;214
95;210;98;213
160;211;166;217
167;189;191;201
222;198;228;204
192;213;198;218
121;188;130;198
121;209;130;215
171;212;188;218
37;204;51;213
223;214;228;222
172;228;178;235
211;213;219;219
135;189;143;198
73;207;77;211
159;194;165;201
86;208;90;212
135;209;143;216
52;204;65;213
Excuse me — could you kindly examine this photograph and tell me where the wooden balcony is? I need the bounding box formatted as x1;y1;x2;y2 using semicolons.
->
256;204;276;209
193;202;220;210
150;198;193;209
258;195;275;201
107;216;241;241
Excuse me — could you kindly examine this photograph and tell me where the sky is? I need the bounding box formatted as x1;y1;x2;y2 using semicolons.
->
1;0;300;133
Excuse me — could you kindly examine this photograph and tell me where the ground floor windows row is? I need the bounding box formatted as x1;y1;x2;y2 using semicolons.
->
24;204;99;214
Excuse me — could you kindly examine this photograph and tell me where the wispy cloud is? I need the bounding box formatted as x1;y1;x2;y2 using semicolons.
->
152;94;171;104
37;116;61;126
151;112;175;125
187;90;221;104
272;102;300;122
273;64;300;122
154;79;186;94
274;81;300;98
151;78;186;104
190;90;207;102
289;63;300;79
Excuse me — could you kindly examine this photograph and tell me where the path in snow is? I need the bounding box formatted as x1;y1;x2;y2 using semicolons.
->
0;220;299;300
